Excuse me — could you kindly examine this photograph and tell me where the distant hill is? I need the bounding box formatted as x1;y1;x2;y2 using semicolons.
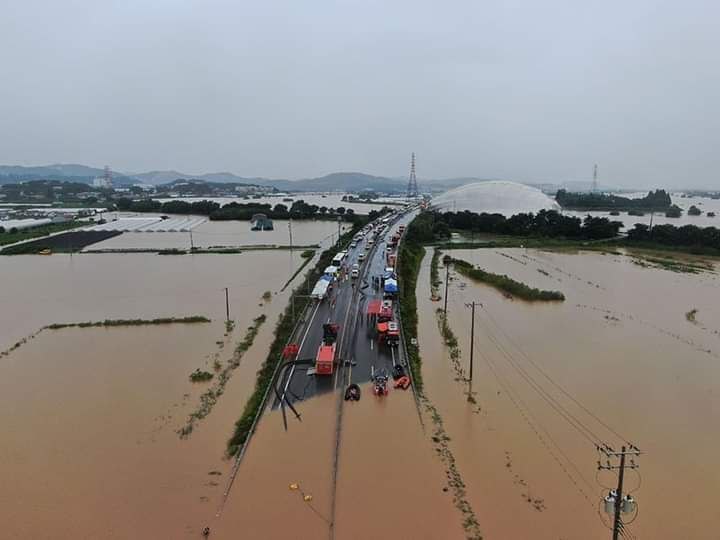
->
133;170;294;190
289;172;406;193
0;164;136;186
0;163;501;193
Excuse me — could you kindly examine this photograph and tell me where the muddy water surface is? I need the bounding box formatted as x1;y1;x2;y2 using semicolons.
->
0;250;305;351
0;250;305;538
334;383;464;540
418;247;720;539
87;218;346;250
211;392;337;539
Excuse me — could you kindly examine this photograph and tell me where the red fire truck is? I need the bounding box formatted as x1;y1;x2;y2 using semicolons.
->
376;320;400;347
315;323;339;375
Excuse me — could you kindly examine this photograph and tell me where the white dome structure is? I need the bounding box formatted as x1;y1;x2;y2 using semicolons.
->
431;181;560;215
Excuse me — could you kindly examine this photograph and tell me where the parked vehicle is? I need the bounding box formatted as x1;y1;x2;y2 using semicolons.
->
315;323;339;375
372;368;389;396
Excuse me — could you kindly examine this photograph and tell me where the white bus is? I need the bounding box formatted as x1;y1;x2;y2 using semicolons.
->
332;251;347;266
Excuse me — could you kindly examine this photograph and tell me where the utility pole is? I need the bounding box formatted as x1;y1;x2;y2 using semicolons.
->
649;211;655;237
443;262;450;316
464;302;479;381
189;229;194;251
598;444;641;540
288;218;293;251
337;217;342;246
224;287;230;322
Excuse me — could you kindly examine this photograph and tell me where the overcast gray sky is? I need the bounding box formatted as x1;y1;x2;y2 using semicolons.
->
1;0;718;187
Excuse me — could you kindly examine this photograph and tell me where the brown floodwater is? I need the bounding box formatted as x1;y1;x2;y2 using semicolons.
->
416;246;720;539
209;392;337;539
0;250;307;352
211;383;463;540
0;250;305;538
333;384;465;540
86;217;346;251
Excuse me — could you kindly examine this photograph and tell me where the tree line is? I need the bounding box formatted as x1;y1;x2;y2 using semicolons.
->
114;198;383;222
407;209;623;242
627;223;720;251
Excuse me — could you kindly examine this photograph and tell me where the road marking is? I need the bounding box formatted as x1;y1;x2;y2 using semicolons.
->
279;300;320;405
370;338;373;351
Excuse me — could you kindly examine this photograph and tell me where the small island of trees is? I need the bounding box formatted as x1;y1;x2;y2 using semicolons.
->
555;189;672;211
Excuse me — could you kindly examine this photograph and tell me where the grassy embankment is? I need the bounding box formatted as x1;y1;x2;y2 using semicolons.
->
449;257;565;301
430;248;442;296
45;316;210;330
397;236;425;392
226;219;370;456
0;221;86;247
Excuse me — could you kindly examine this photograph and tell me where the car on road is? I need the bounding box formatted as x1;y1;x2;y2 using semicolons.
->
350;242;357;249
351;265;359;279
358;252;365;261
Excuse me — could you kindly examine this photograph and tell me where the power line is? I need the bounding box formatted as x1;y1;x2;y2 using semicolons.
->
476;304;643;539
480;305;631;446
477;339;597;504
479;316;603;446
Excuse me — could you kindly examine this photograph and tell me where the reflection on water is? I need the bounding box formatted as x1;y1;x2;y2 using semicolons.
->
417;246;719;539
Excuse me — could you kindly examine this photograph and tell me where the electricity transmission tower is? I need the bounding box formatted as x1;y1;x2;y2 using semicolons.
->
592;164;598;193
406;152;419;199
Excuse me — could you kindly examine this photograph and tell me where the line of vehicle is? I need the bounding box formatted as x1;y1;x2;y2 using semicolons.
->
328;214;402;540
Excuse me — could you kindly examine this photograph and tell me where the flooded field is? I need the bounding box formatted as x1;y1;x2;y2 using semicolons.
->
564;194;720;231
86;217;345;251
416;246;720;539
0;250;309;351
0;250;305;538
